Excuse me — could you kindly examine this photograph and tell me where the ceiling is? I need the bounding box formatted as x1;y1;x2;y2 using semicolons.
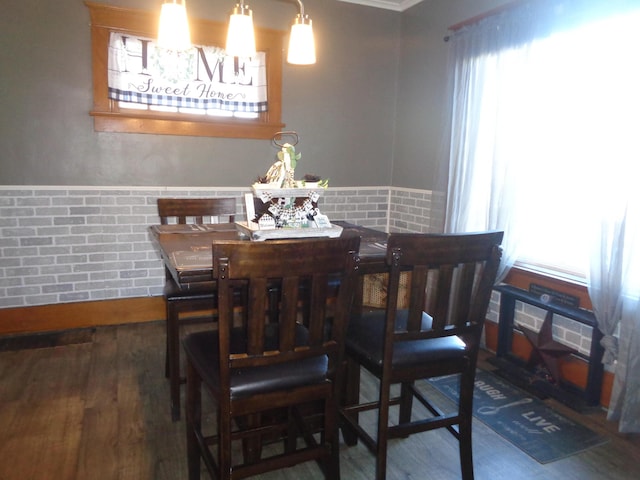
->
337;0;425;12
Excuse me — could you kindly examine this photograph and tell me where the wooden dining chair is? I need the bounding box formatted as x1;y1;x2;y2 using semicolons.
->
157;197;238;421
340;231;503;480
183;235;361;480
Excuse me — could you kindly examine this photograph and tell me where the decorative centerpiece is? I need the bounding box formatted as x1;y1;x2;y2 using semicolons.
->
236;132;340;240
262;142;300;188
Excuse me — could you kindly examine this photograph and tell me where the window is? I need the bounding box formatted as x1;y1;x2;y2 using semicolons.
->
86;2;285;139
446;3;640;281
447;6;640;433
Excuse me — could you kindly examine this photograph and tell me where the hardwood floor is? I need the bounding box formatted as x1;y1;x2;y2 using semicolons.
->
0;321;638;480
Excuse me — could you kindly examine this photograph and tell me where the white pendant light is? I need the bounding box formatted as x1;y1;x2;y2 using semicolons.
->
157;0;316;63
226;1;256;58
287;11;316;65
157;0;191;51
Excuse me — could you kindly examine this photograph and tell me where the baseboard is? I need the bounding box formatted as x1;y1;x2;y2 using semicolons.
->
0;296;166;336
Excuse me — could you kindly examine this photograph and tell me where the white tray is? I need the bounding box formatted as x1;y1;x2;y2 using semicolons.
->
235;221;342;242
251;186;326;199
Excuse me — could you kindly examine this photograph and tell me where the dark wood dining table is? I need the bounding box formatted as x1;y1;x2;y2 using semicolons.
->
150;220;390;291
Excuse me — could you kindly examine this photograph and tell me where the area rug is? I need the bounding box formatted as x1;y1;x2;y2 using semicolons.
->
427;369;608;464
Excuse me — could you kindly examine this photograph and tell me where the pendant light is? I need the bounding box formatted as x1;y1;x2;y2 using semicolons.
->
287;1;316;65
157;0;191;51
157;0;316;63
226;1;257;58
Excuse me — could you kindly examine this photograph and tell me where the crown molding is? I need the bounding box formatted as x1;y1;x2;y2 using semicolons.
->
337;0;425;12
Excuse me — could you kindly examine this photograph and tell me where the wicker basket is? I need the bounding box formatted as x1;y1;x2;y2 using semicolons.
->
362;271;411;308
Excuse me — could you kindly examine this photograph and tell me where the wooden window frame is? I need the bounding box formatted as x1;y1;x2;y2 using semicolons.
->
86;2;285;139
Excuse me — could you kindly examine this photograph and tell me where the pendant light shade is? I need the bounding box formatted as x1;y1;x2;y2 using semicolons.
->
287;13;316;65
158;0;191;51
157;0;316;63
226;2;256;58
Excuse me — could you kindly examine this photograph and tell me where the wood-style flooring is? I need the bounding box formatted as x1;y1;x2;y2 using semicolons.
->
0;321;638;480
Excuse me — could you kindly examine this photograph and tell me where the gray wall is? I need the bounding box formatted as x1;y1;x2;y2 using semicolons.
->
392;0;511;191
0;0;511;190
0;0;400;187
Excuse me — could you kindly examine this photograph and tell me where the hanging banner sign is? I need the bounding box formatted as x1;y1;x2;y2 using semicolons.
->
107;32;268;112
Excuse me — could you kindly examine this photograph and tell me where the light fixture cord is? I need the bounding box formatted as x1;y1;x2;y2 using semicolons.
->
295;0;305;17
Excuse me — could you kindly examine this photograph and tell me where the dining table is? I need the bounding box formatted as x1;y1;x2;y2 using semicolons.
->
150;219;391;420
150;219;392;473
149;220;391;292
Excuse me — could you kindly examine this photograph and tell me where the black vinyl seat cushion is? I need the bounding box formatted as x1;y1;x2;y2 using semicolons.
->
346;309;467;371
183;325;329;401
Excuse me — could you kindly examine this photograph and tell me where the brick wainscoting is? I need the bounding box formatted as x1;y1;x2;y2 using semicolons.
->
0;186;396;311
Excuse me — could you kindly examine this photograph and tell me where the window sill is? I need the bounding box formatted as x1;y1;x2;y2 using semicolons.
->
90;111;285;139
503;264;592;310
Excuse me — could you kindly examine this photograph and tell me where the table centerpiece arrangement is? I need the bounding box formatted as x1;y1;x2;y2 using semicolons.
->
236;133;340;241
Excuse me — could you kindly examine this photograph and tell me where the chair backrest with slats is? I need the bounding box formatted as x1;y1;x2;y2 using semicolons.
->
384;231;503;352
157;197;237;225
213;236;361;389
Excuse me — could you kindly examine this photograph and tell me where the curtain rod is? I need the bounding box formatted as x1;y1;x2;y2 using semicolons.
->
444;0;525;41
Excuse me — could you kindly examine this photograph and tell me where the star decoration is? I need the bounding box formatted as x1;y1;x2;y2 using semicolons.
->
521;310;574;383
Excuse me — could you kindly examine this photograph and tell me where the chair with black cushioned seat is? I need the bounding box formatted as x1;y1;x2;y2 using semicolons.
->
183;236;360;480
340;231;503;480
157;197;237;421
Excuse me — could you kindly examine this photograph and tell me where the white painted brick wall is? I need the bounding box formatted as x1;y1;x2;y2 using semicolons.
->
0;186;391;309
389;187;446;233
320;188;389;230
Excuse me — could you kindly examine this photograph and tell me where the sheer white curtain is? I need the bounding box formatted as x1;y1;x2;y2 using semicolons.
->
444;0;566;280
588;176;640;432
445;0;640;431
